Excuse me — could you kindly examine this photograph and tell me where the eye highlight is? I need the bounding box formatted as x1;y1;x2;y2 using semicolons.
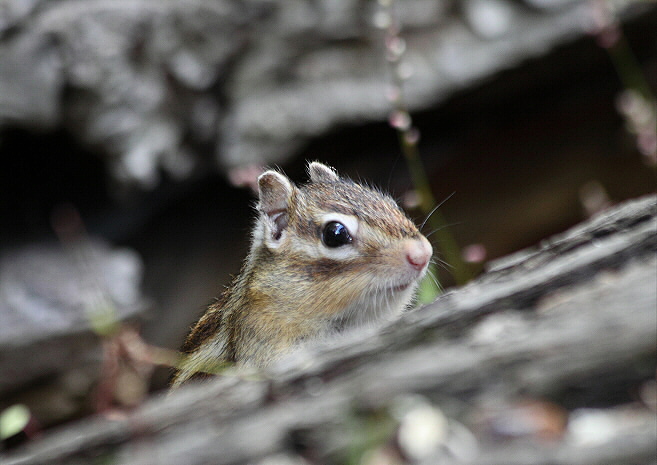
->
322;221;352;248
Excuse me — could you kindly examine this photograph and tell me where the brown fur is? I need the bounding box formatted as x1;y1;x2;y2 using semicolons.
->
179;298;225;354
169;162;430;388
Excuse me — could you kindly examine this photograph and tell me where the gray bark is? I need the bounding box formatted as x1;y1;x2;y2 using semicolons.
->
2;1;652;186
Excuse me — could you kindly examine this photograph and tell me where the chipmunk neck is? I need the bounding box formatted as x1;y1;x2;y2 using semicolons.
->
218;243;321;365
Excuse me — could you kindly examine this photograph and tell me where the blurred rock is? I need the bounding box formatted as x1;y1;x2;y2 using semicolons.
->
0;33;62;128
0;240;146;396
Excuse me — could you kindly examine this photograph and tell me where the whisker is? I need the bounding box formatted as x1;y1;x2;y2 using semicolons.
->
426;269;443;292
424;221;463;239
387;156;400;192
420;192;455;230
430;257;453;273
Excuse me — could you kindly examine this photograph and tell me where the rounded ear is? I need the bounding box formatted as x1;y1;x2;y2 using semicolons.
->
258;171;294;242
308;161;339;184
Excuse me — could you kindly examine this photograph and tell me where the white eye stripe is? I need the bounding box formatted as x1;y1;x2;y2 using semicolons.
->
320;213;359;238
318;213;360;260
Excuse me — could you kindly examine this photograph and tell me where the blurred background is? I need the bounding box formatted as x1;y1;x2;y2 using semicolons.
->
0;0;655;437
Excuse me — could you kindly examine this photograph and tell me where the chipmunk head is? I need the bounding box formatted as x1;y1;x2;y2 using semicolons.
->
253;161;433;329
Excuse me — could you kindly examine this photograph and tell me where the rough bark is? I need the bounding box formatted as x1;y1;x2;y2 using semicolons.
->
2;0;653;185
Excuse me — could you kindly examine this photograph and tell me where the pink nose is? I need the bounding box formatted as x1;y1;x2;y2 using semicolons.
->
405;236;432;271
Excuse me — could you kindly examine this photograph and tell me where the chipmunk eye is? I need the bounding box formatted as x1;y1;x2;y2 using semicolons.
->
322;221;352;248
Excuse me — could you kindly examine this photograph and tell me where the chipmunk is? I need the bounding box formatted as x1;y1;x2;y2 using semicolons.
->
170;162;432;388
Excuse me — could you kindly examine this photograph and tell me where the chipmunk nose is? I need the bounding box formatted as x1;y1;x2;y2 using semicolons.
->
405;236;432;271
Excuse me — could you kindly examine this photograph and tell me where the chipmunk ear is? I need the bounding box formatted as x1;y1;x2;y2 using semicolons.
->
308;161;339;183
258;170;294;243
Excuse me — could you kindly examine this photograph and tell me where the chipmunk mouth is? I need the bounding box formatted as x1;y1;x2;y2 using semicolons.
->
388;281;412;293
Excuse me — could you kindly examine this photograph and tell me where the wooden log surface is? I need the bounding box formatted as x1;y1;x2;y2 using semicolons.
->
2;1;655;181
2;194;655;465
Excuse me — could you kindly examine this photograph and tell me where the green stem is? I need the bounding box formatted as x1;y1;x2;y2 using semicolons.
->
396;130;472;285
607;34;655;103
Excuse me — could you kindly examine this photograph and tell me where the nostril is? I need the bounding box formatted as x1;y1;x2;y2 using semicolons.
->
405;239;431;271
406;253;427;270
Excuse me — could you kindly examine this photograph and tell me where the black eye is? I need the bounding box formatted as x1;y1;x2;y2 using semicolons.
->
322;221;352;248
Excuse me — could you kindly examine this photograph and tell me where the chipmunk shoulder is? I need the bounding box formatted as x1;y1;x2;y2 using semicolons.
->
170;161;432;388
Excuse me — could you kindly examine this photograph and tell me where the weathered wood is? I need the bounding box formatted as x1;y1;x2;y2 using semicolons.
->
2;195;655;464
2;1;654;183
